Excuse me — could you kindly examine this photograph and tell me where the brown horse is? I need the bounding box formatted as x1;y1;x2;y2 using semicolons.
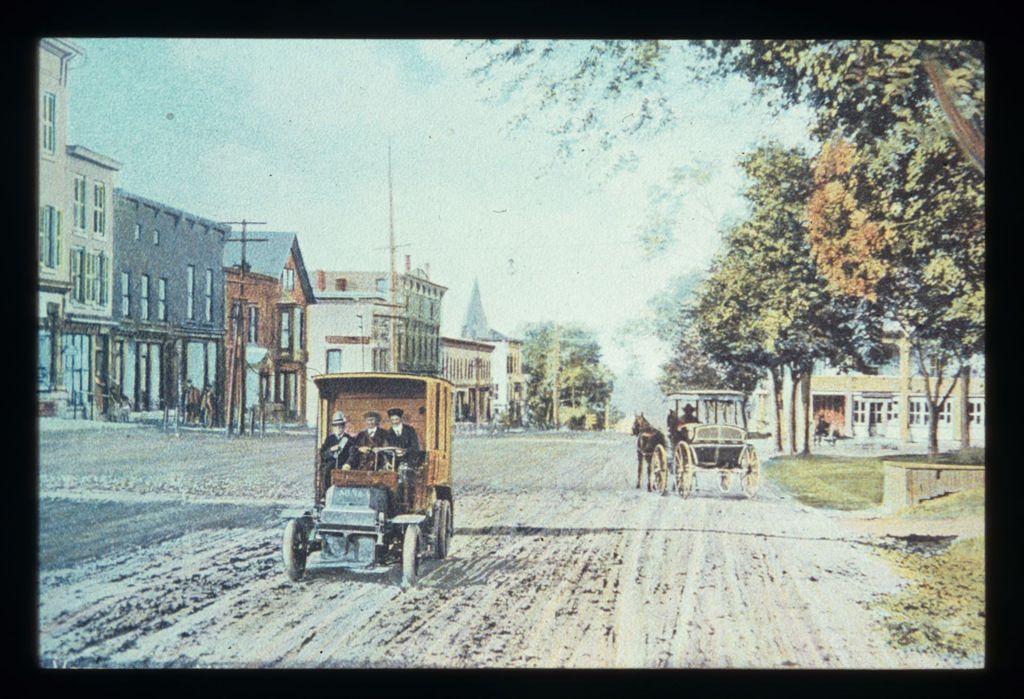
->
632;414;667;491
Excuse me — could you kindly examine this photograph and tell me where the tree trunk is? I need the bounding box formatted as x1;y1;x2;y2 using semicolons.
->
960;365;971;449
789;366;800;455
801;365;812;456
770;366;784;452
928;402;941;458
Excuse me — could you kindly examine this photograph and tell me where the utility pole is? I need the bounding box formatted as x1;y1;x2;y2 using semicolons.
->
387;141;399;373
357;314;366;371
552;325;561;430
221;219;268;437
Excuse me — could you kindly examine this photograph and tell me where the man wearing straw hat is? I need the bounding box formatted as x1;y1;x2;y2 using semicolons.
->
320;410;356;499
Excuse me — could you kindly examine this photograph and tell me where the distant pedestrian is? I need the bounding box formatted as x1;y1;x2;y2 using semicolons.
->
814;413;830;446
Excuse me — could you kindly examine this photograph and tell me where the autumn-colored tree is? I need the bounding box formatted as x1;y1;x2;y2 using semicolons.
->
807;135;984;455
696;144;885;454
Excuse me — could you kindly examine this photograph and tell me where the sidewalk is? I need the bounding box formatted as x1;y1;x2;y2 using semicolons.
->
751;436;975;460
38;416;314;437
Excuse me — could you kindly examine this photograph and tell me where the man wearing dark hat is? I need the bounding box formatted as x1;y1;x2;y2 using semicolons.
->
385;407;420;455
320;410;356;500
679;403;699;443
353;410;389;469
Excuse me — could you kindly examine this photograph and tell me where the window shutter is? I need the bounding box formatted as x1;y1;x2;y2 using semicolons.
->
99;254;107;305
38;207;45;264
55;209;63;269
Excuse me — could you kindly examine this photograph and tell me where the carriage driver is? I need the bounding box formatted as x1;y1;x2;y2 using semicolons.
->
320;411;357;500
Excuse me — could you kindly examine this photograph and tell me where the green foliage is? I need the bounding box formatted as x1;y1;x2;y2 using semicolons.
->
521;322;614;428
694;143;885;378
465;40;676;162
699;40;983;153
766;454;886;510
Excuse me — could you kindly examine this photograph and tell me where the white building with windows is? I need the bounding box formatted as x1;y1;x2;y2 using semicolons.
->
748;334;985;450
304;271;398;426
38;38;123;419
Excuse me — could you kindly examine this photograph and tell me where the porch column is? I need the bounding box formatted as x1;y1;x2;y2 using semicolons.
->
844;392;854;437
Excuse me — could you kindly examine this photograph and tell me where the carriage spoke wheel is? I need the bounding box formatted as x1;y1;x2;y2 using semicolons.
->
677;444;696;498
741;447;761;498
651;445;669;496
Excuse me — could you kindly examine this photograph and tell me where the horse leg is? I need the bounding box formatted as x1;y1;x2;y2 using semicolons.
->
636;451;643;489
645;454;653;492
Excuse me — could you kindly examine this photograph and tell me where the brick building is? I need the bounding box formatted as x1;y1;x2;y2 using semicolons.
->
223;232;314;424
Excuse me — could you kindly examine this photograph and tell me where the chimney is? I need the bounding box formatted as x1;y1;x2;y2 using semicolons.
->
405;255;411;273
317;270;326;291
425;263;431;280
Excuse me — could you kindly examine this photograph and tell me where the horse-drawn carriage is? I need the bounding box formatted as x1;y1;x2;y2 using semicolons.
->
634;390;761;498
281;372;455;586
666;390;761;498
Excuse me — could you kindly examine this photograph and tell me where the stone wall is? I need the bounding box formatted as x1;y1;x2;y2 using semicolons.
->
883;461;985;511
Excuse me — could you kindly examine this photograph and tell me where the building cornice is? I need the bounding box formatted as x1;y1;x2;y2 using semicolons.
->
67;145;122;171
40;38;83;59
115;189;231;238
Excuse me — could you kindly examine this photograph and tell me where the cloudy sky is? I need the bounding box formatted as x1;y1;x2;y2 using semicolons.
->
65;39;815;411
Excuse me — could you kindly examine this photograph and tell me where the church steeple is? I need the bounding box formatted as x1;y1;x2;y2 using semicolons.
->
462;278;491;340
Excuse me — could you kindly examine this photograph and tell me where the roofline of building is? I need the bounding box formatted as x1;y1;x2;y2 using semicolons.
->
67;145;122;171
313;292;392;301
317;270;447;292
114;189;232;236
223;266;278;283
441;336;495;352
40;38;83;59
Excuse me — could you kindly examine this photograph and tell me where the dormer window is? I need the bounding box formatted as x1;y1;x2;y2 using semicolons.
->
153;229;160;245
282;267;296;291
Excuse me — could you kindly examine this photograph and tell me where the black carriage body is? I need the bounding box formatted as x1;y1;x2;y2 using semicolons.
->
690;425;747;469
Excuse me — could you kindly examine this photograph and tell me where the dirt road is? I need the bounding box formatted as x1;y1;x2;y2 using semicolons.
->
38;428;957;668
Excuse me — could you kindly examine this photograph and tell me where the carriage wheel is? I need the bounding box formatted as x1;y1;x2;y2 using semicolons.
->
677;444;696;498
672;443;686;485
651;445;669;496
741;446;761;498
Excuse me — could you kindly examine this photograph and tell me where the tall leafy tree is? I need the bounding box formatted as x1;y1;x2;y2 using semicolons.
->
521;322;614;429
696;144;884;454
807;136;983;454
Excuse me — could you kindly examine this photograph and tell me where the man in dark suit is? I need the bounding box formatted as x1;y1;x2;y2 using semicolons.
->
319;411;356;501
353;411;389;470
386;407;422;511
385;407;421;458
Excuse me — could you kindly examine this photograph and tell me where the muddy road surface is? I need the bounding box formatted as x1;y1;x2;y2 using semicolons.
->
39;427;949;668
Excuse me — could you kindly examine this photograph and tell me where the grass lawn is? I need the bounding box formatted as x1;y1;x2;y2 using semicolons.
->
873;536;985;662
765;454;886;510
897;487;985;520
